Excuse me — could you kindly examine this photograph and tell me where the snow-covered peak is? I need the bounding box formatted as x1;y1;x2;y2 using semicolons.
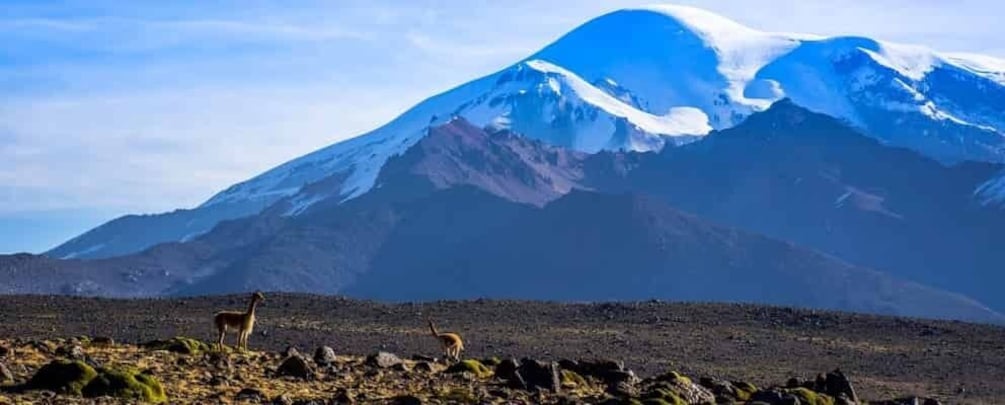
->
204;4;1005;211
51;4;1005;260
636;4;774;42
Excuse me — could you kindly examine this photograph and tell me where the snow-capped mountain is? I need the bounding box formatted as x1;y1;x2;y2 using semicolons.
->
48;4;1005;260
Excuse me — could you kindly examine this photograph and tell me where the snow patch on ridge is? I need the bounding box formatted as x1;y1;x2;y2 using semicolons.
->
943;52;1005;85
976;172;1005;206
61;243;105;260
524;60;712;137
860;42;937;81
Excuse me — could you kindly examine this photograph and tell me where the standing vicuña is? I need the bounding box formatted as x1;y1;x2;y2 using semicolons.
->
428;318;464;361
214;291;264;351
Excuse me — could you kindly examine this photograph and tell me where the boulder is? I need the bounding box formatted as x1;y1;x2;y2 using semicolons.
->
276;355;315;380
557;359;579;371
494;358;520;381
823;369;858;403
643;373;714;405
26;360;98;395
572;359;624;378
313;346;337;366
366;352;403;369
81;368;167;403
516;359;561;392
699;376;746;402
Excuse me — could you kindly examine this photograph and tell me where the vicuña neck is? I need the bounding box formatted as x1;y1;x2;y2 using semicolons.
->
247;298;259;315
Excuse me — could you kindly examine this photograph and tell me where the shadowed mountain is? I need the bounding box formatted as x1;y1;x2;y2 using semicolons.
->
625;100;1005;310
3;113;1002;323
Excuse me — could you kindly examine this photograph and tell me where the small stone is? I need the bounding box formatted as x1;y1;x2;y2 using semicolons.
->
283;346;300;358
276;355;315;380
411;354;436;362
235;389;267;401
872;397;943;405
414;362;435;373
749;389;796;405
272;393;294;405
205;351;232;370
0;362;14;383
60;345;85;360
90;337;114;346
331;388;354;404
313;346;337;366
366;352;403;369
389;394;423;405
29;340;56;354
208;375;228;387
607;381;639;397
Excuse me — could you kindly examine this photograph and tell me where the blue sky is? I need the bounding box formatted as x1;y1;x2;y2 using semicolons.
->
3;0;1004;254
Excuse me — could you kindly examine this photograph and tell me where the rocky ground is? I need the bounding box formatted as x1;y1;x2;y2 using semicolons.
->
0;294;1003;404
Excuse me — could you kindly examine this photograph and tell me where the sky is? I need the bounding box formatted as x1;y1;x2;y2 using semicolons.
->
2;0;1004;254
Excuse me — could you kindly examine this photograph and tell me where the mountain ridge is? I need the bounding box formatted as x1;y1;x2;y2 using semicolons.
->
47;5;1005;260
6;106;1005;324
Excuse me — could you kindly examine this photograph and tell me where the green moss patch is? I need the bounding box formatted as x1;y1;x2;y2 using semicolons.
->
445;359;493;379
82;367;166;403
643;387;686;405
786;387;835;405
142;336;211;355
734;381;757;400
26;360;98;395
438;387;476;402
480;356;502;366
561;369;588;388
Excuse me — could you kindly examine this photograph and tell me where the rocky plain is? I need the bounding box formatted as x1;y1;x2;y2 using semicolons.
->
0;294;1003;404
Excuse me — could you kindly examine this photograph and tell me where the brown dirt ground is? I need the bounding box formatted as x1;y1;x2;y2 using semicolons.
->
0;294;1003;403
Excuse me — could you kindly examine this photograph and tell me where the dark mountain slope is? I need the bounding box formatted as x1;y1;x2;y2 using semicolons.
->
626;100;1005;310
345;190;1002;323
3;110;1003;323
